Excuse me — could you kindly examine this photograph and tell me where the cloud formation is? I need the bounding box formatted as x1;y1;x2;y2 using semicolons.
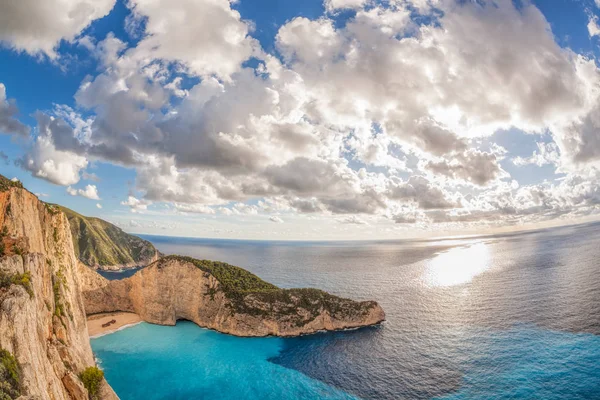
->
0;84;29;136
67;184;100;200
6;0;600;233
0;0;116;57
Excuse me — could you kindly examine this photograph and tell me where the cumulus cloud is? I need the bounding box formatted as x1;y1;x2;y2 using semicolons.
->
269;216;284;223
325;0;368;12
0;0;116;57
13;0;600;231
19;135;88;186
121;196;151;213
67;184;100;200
0;84;29;136
96;203;102;209
126;0;260;80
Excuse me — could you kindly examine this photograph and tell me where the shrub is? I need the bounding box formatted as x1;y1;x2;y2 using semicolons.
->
0;242;4;258
12;246;22;256
0;175;23;192
11;272;33;297
80;367;104;400
0;271;33;297
53;279;63;317
0;348;20;399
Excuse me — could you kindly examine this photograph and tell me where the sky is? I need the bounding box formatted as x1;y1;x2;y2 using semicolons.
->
2;0;600;240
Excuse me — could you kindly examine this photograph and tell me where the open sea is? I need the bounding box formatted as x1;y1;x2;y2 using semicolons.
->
91;223;600;399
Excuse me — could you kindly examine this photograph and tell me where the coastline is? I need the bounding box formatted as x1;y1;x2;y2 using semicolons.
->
88;312;143;338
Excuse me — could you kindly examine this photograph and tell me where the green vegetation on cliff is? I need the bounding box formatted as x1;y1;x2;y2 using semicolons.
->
0;349;20;399
167;256;278;294
164;255;377;326
0;271;33;297
0;176;23;193
80;367;104;400
59;206;159;269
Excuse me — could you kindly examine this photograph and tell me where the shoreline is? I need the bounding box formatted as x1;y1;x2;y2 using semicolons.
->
87;312;143;338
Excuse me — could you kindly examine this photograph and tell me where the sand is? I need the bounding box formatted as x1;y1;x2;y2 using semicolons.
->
87;312;142;338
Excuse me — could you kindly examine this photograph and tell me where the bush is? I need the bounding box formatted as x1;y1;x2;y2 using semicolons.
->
80;367;104;400
11;272;32;297
0;271;33;297
0;348;20;399
0;175;23;192
0;242;4;258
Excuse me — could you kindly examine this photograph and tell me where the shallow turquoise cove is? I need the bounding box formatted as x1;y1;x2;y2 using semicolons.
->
91;321;359;400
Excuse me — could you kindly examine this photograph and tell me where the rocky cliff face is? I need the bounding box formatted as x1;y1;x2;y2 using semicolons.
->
0;181;117;399
80;257;385;337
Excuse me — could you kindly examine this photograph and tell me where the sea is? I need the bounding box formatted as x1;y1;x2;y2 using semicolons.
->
91;222;600;399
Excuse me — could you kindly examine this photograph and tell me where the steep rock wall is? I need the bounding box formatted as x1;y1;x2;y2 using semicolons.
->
0;187;117;400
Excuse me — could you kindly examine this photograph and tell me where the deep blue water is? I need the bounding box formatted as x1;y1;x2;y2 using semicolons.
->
92;223;600;399
97;267;144;280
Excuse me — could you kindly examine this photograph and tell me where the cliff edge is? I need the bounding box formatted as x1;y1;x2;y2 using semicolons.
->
79;256;385;337
0;176;116;400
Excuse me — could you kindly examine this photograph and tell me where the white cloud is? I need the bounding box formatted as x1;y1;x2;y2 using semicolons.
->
325;0;368;12
0;83;29;136
512;142;560;167
19;135;88;186
588;15;600;37
121;196;151;213
0;0;116;58
127;0;260;80
96;203;102;209
269;216;284;223
66;184;100;200
13;0;600;233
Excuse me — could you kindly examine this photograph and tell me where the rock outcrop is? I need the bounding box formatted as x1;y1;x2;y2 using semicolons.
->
60;206;160;271
0;177;117;399
79;257;385;337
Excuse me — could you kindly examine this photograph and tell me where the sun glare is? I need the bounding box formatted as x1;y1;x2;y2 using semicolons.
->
424;242;491;287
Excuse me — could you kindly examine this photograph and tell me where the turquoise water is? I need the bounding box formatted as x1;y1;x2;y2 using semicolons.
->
92;321;357;400
92;224;600;399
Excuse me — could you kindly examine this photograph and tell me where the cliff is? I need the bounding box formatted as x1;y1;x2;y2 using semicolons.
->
0;176;116;399
79;256;385;337
60;206;160;271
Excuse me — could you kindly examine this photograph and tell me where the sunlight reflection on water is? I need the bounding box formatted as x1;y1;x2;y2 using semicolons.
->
424;242;491;287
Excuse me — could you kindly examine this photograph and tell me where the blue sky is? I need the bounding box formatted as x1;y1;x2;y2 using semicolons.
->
2;0;600;239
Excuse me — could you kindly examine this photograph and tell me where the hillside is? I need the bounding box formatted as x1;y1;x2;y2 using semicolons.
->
59;206;160;270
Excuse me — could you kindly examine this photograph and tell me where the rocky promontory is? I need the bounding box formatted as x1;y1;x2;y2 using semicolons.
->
79;256;385;337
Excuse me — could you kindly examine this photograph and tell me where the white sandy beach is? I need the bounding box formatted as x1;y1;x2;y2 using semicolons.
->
87;312;142;338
